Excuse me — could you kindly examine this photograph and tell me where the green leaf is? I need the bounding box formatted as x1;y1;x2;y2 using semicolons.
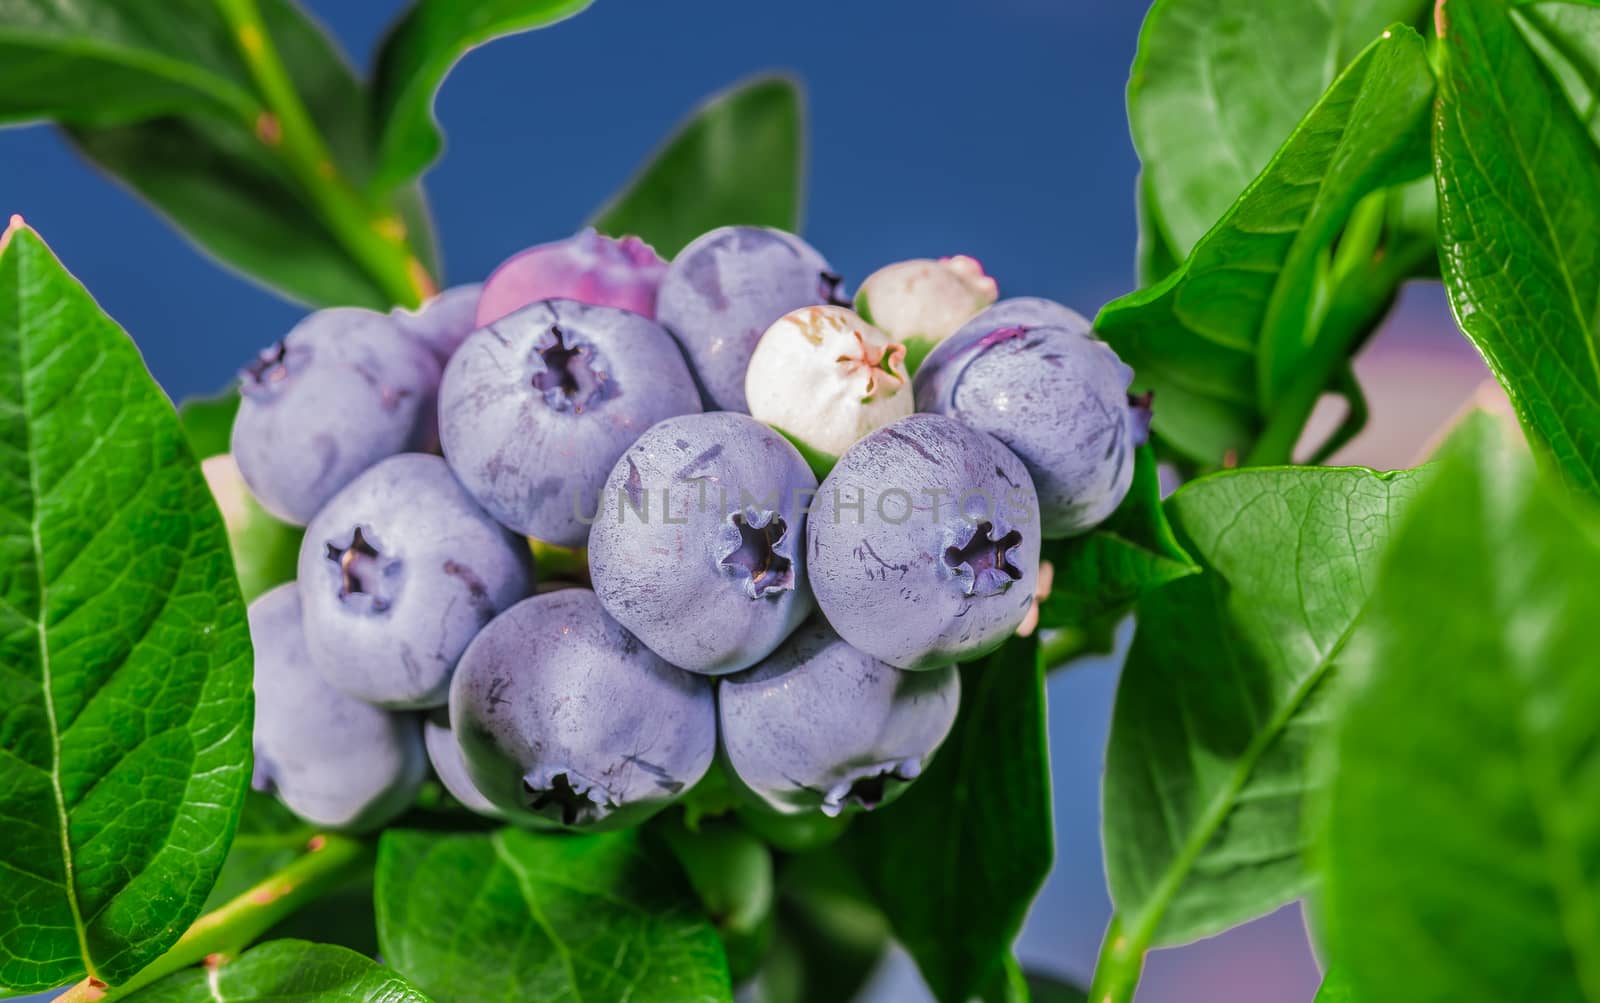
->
376;828;732;1003
1101;464;1426;953
843;634;1052;1003
123;939;432;1002
0;0;257;127
1129;0;1430;259
1319;418;1600;1002
1136;172;1182;285
1514;2;1600;148
1099;26;1435;467
60;0;433;309
1314;968;1355;1003
1437;0;1600;496
69;117;391;308
368;0;595;190
178;388;240;460
592;76;805;258
0;222;253;991
1038;446;1198;629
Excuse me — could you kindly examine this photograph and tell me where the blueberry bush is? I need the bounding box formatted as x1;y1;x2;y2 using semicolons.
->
1;1;1597;1001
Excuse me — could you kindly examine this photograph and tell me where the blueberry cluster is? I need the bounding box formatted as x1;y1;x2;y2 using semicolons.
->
234;226;1149;832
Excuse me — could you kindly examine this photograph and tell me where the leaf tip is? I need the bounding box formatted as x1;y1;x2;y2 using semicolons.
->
1434;0;1449;39
1;213;27;253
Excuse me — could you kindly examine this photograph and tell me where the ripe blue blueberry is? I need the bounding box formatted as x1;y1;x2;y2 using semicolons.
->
808;413;1041;670
915;300;1149;536
390;283;483;363
423;710;505;820
437;298;702;546
718;619;960;816
450;589;716;830
231;307;440;525
298;453;534;709
248;583;426;830
656;226;843;411
587;412;817;675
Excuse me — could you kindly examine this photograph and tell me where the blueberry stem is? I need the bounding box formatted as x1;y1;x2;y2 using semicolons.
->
54;833;370;1001
214;0;433;308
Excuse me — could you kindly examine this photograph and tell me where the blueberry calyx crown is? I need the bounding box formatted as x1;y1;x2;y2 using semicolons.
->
239;340;305;399
820;757;923;817
820;270;851;307
523;769;615;826
942;520;1024;597
718;509;795;599
325;525;399;613
531;323;609;414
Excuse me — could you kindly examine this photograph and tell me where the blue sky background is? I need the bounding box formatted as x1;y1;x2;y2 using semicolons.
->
0;1;1359;998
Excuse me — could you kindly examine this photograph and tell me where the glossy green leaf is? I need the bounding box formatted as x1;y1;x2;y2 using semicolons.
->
1099;26;1434;467
1038;446;1198;629
1101;464;1426;952
1136;172;1182;285
1437;0;1600;495
0;222;253;991
658;813;775;982
123;939;432;1002
61;0;438;309
843;634;1052;1003
1129;0;1430;258
177;388;239;460
369;0;595;190
1320;417;1600;1002
0;0;256;127
1515;2;1600;147
376;828;731;1003
592;76;804;258
1315;968;1356;1003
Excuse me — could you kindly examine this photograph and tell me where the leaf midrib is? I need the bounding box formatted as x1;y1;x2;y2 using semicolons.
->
11;236;94;972
492;833;584;1003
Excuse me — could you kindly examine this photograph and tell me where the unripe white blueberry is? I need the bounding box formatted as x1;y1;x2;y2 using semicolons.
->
745;305;913;463
854;256;998;370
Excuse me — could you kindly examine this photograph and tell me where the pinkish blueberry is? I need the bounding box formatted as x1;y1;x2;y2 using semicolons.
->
476;228;667;325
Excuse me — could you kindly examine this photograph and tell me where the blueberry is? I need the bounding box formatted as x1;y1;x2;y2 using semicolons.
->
390;283;484;363
298;453;534;709
449;589;715;829
719;618;960;816
438;298;702;546
744;305;913;464
422;710;504;819
476;228;667;326
657;226;842;411
248;583;426;830
587;412;817;675
854;256;998;371
915;301;1149;536
808;413;1040;670
231;308;440;525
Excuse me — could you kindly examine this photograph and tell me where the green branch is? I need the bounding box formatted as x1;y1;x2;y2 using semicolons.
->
214;0;433;308
1089;913;1148;1003
56;833;371;1002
